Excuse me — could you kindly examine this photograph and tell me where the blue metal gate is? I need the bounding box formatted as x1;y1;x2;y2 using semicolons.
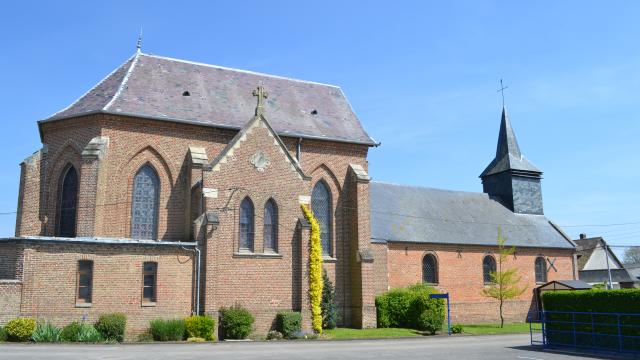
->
531;311;640;355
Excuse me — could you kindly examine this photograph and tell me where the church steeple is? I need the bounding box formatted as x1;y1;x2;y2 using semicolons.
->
480;107;544;215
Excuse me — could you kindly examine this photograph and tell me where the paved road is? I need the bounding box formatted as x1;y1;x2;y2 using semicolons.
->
0;334;625;360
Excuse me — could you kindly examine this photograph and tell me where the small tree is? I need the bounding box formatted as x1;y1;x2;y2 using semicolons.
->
321;270;340;329
623;247;640;265
482;227;527;328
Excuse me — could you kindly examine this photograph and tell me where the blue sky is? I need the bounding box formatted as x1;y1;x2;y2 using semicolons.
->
0;1;639;246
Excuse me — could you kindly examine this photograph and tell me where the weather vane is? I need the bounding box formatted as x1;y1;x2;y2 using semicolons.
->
497;79;508;107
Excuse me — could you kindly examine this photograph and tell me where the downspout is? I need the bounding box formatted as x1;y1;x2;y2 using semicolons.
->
182;245;201;315
296;138;302;163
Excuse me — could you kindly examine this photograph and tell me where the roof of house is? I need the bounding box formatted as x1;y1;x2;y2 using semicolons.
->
480;107;541;177
369;181;574;249
574;237;625;271
537;280;593;290
41;52;376;146
578;269;634;284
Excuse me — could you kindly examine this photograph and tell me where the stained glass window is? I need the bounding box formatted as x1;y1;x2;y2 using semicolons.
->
312;181;332;256
131;164;160;240
239;197;254;251
263;199;278;252
423;254;438;284
57;165;78;237
535;257;547;283
483;255;497;284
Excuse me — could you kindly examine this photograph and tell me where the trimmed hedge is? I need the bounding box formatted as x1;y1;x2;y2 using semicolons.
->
5;318;36;342
185;315;215;341
376;284;445;335
220;305;254;339
95;313;127;342
150;319;185;341
276;311;302;339
542;289;640;351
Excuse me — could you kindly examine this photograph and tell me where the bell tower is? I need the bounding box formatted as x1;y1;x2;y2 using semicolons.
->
480;107;544;215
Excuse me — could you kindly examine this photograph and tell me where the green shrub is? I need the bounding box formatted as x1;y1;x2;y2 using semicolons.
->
94;313;126;342
31;321;61;342
375;284;445;334
5;318;36;342
77;324;102;343
451;324;464;334
276;311;302;339
0;326;7;342
60;322;82;342
61;321;102;342
220;305;254;339
150;319;185;341
321;270;339;329
184;315;215;341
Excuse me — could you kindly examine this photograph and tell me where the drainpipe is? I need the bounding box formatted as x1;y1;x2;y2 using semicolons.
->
194;246;201;314
296;138;302;163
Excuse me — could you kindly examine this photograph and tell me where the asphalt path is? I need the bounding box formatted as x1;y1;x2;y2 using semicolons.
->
0;333;630;360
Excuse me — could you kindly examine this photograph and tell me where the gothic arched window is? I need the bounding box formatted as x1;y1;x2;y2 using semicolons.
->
311;181;332;256
423;253;438;284
131;164;160;240
239;197;255;252
57;165;78;237
483;255;497;284
535;256;547;283
263;199;278;252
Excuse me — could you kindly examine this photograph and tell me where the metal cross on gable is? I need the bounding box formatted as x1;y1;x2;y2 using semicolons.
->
497;79;508;107
252;85;269;116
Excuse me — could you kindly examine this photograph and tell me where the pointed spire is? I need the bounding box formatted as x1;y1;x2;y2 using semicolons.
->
495;106;522;159
480;107;541;178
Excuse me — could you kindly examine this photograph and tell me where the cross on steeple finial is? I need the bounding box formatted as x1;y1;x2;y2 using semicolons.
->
497;79;508;107
136;27;143;53
252;85;268;116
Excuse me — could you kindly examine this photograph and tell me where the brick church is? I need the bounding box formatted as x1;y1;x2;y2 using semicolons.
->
0;50;576;337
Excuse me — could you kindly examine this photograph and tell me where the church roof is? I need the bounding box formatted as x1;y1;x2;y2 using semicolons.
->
369;181;574;249
41;52;376;146
480;107;541;177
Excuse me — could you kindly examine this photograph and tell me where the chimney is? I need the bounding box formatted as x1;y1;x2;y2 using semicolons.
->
579;233;587;240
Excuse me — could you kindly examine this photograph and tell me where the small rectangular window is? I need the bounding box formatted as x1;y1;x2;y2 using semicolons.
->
77;260;93;304
142;262;157;303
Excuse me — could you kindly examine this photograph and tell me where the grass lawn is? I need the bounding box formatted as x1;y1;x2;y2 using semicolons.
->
324;328;424;339
460;322;536;335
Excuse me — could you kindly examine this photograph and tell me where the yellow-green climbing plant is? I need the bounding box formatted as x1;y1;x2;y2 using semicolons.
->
301;204;323;334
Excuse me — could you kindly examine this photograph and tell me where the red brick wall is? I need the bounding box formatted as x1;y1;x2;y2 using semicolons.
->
16;113;372;335
0;281;22;324
18;242;194;339
379;242;575;323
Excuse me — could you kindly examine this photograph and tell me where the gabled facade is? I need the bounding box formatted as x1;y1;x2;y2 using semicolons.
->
3;52;376;337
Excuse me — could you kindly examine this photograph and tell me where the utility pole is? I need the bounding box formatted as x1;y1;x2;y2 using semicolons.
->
603;240;614;290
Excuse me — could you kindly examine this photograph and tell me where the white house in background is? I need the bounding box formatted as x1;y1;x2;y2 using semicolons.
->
574;235;635;289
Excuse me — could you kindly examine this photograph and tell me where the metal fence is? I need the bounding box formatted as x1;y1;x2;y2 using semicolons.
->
530;311;640;355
